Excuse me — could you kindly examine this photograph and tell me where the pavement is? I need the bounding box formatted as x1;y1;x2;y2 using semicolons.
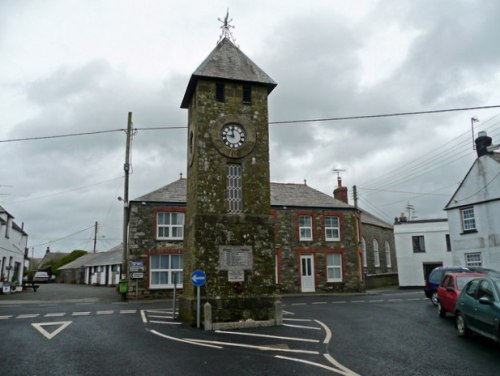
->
0;283;417;305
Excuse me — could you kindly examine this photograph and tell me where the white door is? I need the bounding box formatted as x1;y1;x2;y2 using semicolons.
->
300;254;315;292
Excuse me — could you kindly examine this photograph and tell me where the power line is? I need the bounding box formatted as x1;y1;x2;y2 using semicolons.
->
2;104;500;144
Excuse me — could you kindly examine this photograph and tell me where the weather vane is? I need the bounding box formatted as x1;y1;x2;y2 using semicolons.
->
218;9;238;45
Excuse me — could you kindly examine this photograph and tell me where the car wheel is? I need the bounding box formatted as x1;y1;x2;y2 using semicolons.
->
438;302;446;318
431;292;439;306
456;313;470;338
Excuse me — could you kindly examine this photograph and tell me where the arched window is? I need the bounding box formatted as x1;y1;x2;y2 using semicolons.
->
361;238;367;267
385;241;392;268
373;239;380;267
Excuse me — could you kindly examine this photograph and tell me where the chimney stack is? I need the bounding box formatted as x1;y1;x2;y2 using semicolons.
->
333;176;348;204
46;246;50;254
475;131;493;158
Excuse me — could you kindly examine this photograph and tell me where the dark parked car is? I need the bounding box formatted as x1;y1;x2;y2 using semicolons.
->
437;273;486;317
425;266;471;305
455;276;500;342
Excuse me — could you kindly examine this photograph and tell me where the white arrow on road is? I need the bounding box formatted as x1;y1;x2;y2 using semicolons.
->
32;321;72;340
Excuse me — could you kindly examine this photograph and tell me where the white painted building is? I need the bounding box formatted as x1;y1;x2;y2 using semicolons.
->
0;205;28;289
394;217;452;287
444;131;500;271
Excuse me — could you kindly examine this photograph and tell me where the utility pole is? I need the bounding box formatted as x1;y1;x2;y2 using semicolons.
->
122;112;133;284
93;221;98;253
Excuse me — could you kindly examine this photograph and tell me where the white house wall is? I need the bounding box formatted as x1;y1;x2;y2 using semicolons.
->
0;213;28;284
448;199;500;270
394;221;451;287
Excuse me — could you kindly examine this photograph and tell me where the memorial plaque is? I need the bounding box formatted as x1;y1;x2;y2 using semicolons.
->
219;246;253;271
228;270;244;282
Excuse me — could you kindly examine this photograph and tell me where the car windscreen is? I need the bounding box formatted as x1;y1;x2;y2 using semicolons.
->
457;276;480;291
429;270;444;284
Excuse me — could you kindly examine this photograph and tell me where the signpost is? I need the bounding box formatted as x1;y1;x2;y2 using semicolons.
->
191;270;206;329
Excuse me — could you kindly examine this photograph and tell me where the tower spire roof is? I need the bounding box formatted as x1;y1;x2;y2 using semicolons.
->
180;38;277;108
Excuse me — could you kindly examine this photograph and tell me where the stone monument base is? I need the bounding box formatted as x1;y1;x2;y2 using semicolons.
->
179;295;282;329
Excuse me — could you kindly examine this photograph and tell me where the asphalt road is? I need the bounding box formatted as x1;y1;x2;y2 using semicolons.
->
1;285;499;375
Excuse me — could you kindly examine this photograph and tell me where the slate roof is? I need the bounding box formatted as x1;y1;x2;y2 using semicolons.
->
360;210;393;230
181;37;277;108
58;244;122;270
132;178;353;209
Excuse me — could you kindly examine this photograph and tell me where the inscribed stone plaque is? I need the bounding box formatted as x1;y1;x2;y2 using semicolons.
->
218;246;253;271
228;270;245;282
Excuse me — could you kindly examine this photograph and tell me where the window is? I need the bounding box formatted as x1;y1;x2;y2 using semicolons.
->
465;279;479;297
465;252;482;267
461;207;476;232
445;234;452;252
325;216;340;241
215;83;225;102
385;241;392;268
242;85;252;104
478;280;494;300
299;216;313;241
361;238;367;267
157;212;184;240
150;254;183;288
326;253;342;282
412;236;425;253
227;164;242;213
373;240;380;267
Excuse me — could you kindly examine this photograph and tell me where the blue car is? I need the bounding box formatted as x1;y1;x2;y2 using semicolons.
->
455;276;500;342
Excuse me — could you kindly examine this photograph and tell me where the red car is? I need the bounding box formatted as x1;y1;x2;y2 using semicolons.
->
437;272;486;317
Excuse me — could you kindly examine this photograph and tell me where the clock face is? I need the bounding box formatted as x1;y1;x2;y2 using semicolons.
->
221;123;246;149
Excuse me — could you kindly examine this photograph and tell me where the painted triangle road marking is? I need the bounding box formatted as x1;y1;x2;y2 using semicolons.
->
32;321;72;340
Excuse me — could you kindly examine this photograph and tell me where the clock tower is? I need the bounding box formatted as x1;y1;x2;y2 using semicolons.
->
179;36;279;328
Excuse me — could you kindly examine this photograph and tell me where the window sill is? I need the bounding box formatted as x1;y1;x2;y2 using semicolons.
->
460;230;477;235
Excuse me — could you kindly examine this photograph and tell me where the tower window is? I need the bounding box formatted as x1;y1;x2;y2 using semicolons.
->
227;164;242;213
216;83;225;102
242;85;252;104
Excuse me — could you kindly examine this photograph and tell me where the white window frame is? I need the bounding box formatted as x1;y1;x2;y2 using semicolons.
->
150;254;183;289
385;241;392;268
299;216;313;241
227;164;242;213
361;238;367;267
373;239;380;267
325;216;340;241
326;253;342;282
461;207;476;232
465;252;482;267
157;212;184;240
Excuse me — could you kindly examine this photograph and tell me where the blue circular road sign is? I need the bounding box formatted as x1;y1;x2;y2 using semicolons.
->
191;270;206;287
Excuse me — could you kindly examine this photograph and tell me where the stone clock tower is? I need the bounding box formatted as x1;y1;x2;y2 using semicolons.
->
179;36;279;328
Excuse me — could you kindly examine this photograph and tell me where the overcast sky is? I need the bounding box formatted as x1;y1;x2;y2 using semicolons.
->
1;0;500;258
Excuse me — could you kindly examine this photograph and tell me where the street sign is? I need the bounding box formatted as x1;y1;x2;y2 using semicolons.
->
129;266;145;272
130;261;144;266
191;270;206;286
131;272;144;279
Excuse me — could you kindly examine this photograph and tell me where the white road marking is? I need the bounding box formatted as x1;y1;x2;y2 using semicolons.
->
388;299;403;302
140;310;148;323
148;314;174;319
282;310;295;315
351;300;365;303
149;320;182;325
32;321;72;340
45;313;65;317
407;298;422;301
368;300;384;303
314;319;332;344
16;314;40;319
291;303;307;306
145;309;173;313
119;310;137;314
283;318;312;322
331;301;347;304
276;355;349;375
96;310;113;315
187;338;319;354
324;353;361;376
214;330;319;343
283;323;321;330
312;301;327;305
0;315;13;320
72;312;91;316
150;329;222;349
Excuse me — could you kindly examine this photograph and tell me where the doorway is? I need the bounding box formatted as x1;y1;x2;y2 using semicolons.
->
300;254;315;292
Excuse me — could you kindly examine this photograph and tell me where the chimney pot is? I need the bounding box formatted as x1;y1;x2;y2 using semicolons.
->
475;131;493;158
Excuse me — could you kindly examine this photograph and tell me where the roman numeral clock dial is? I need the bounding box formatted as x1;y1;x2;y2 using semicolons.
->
221;123;246;149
